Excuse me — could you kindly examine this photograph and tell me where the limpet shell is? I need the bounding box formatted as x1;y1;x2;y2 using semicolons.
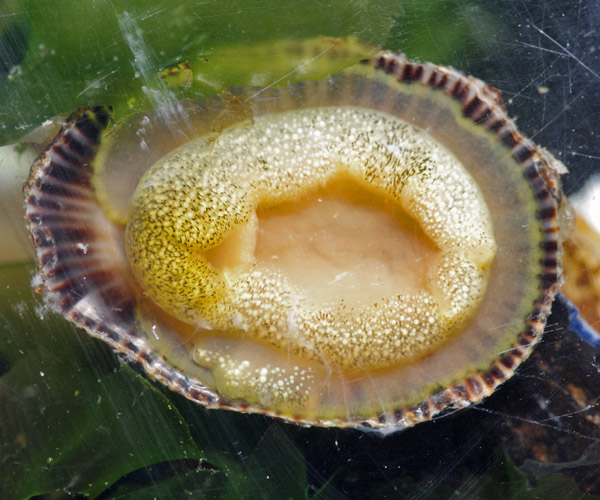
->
24;51;564;432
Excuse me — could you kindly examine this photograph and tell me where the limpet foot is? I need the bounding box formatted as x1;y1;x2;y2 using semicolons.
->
126;106;496;373
24;51;564;431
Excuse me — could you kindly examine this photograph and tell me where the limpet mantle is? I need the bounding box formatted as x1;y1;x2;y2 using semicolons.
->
24;51;564;432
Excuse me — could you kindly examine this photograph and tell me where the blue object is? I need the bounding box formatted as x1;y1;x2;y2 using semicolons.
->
557;292;600;347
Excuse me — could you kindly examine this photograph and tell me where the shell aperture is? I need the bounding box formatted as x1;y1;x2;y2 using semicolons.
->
24;52;564;431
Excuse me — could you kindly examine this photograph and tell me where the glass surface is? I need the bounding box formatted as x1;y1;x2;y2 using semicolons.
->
1;1;599;498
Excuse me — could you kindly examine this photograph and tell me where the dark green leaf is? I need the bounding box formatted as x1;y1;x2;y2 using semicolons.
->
96;462;227;500
386;0;505;65
0;263;202;499
242;424;307;500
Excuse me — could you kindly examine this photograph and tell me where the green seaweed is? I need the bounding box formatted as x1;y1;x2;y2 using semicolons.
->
0;0;399;145
0;263;202;499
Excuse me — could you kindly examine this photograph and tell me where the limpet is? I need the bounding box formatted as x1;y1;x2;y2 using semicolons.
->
24;51;565;431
